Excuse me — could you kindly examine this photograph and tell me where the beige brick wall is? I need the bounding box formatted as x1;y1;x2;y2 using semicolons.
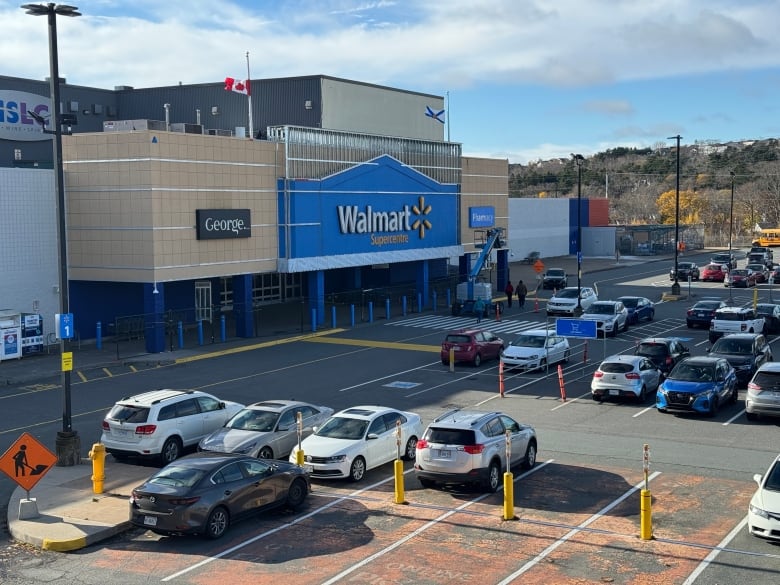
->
461;156;509;251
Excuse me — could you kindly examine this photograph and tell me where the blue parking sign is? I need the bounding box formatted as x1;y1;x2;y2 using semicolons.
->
55;313;74;340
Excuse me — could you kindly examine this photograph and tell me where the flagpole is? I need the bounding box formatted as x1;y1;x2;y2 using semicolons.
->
246;51;254;139
446;90;450;142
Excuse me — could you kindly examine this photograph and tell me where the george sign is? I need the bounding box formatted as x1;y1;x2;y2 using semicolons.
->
62;351;73;372
196;209;251;240
0;432;57;492
55;313;74;339
555;318;598;339
468;206;495;228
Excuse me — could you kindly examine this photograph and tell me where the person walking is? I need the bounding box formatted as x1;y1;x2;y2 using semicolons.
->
504;281;514;308
516;280;528;308
474;297;485;324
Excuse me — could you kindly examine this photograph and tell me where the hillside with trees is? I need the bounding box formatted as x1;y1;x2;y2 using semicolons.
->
508;139;780;246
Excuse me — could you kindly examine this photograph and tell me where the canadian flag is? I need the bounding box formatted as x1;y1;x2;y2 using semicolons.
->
224;77;250;95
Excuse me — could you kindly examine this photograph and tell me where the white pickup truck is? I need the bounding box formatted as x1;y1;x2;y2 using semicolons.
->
708;307;765;343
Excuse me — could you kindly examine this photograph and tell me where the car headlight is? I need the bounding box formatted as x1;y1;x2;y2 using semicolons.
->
528;354;539;360
324;454;347;463
233;443;257;454
749;503;770;519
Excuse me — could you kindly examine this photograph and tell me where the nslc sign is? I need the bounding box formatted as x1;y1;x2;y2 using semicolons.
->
196;209;251;240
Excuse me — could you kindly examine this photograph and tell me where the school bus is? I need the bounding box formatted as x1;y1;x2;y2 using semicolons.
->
755;229;780;247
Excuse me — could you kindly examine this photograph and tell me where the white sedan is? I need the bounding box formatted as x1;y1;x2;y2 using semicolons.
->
748;454;780;541
500;329;570;372
289;405;423;482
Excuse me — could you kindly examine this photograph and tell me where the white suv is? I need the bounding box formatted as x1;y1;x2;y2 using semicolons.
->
546;286;598;316
414;409;537;492
101;389;243;464
580;300;629;337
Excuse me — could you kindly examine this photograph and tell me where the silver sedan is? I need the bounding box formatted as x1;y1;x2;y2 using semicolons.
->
591;355;662;402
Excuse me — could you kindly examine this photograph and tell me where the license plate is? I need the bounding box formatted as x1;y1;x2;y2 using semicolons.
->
609;390;619;396
452;346;460;351
114;429;128;437
437;449;451;459
143;516;157;526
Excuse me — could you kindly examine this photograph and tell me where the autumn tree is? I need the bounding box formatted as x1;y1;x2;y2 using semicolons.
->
656;189;704;224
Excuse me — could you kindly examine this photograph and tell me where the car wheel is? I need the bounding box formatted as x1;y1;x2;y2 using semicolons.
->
285;478;308;510
258;446;274;459
522;441;537;470
623;319;629;332
349;456;366;482
638;385;647;403
538;358;547;372
159;437;182;465
686;321;693;329
648;310;654;321
730;385;739;405
204;506;229;539
441;358;449;365
592;393;602;402
419;477;436;488
707;396;718;418
402;436;417;461
484;460;501;493
473;353;482;367
563;349;571;363
746;411;758;421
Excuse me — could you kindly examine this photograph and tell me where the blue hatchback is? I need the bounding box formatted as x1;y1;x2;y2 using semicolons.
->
656;357;738;416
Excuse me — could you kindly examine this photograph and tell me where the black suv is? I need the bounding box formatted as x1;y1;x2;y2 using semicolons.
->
707;333;773;387
542;268;568;289
635;337;691;377
670;262;699;281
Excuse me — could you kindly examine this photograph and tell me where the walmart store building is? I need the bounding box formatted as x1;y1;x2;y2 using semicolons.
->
0;74;509;353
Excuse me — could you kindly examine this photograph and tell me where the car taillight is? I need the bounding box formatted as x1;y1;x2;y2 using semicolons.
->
464;444;485;454
169;496;200;506
625;373;640;379
747;382;760;392
416;439;428;449
687;310;693;316
593;371;604;378
135;425;157;435
665;356;673;365
102;420;109;430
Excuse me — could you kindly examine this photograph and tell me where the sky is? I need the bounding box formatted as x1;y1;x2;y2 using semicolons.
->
4;0;780;164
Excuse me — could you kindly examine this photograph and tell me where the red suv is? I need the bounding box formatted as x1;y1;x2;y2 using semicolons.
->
441;330;504;367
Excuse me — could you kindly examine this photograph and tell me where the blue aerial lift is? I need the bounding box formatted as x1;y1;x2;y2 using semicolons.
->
452;227;506;317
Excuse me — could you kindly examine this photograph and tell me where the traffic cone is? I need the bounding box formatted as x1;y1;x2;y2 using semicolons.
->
557;364;566;402
499;361;505;398
534;294;539;313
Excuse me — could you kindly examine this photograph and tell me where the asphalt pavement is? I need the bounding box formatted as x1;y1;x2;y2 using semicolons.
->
1;252;669;551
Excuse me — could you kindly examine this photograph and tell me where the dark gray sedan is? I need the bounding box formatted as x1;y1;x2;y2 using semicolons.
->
130;452;310;539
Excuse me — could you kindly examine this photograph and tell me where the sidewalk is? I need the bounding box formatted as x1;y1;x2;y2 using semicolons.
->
2;253;663;551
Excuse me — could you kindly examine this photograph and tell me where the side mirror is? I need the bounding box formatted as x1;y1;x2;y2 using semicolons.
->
219;402;226;409
366;433;379;440
754;473;763;486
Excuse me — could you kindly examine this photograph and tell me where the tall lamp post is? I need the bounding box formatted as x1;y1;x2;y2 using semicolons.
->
668;135;682;296
22;2;82;466
572;154;585;314
728;171;735;303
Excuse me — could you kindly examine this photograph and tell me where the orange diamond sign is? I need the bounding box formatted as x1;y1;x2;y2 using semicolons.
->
0;432;58;492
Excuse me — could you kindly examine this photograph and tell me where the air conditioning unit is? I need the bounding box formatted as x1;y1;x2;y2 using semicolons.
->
206;129;233;137
103;119;166;132
170;123;204;134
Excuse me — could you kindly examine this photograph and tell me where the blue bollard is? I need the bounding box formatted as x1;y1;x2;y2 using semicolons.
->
197;320;204;345
433;290;438;310
331;305;337;328
220;314;226;342
96;321;102;350
368;301;373;323
402;296;407;316
385;297;391;320
350;304;355;327
311;308;317;332
177;321;184;348
418;292;423;313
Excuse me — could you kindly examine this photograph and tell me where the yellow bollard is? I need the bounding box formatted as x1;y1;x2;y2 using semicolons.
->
88;443;105;494
296;449;305;467
449;347;455;372
394;459;406;504
503;472;515;520
640;488;653;540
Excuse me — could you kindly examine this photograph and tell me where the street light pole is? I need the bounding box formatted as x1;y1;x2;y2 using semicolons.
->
729;171;735;303
668;135;682;296
572;154;585;315
22;2;82;466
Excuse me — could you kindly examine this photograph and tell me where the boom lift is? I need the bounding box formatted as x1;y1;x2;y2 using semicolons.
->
452;227;506;317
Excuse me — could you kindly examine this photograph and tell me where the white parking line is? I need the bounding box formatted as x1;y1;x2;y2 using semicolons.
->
633;405;656;417
496;471;662;584
722;408;745;426
681;517;748;585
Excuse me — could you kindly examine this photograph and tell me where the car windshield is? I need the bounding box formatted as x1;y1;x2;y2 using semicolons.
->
226;409;279;432
637;343;668;357
752;371;780;390
731;270;748;277
445;334;471;344
679;263;694;269
316;416;368;440
546;269;564;277
600;362;633;374
711;338;752;354
704;264;722;271
671;363;715;382
694;302;721;310
510;335;546;348
764;461;780;492
587;304;615;315
716;312;747;321
619;298;638;308
747;265;764;271
756;305;776;316
712;255;731;262
108;404;149;423
149;465;207;488
555;289;578;298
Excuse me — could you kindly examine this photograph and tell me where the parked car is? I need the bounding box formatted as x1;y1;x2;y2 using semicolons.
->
711;252;737;270
579;300;629;337
746;263;769;283
591;355;662;402
542;268;568;290
771;266;780;283
500;329;570;372
709;306;765;344
686;299;727;329
656;357;738;416
440;329;504;367
289;405;422;482
755;303;780;334
748;252;772;269
725;268;757;288
546;286;598;316
707;333;773;388
749;245;774;263
129;452;310;539
101;390;244;464
745;362;780;421
617;296;655;324
198;400;334;460
414;409;537;492
634;337;691;377
701;263;728;282
747;454;780;541
670;262;700;281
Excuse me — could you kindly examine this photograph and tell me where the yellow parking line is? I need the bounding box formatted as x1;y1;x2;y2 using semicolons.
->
76;371;87;382
102;367;113;377
129;365;137;372
304;336;440;353
174;328;348;364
